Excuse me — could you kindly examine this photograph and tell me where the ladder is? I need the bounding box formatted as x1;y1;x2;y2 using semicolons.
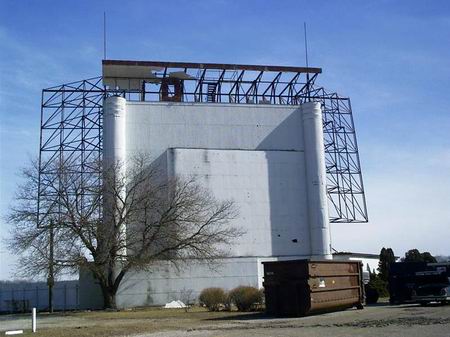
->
206;83;217;103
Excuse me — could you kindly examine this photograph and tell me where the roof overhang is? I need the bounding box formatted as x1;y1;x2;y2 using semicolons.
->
102;59;322;76
101;59;323;106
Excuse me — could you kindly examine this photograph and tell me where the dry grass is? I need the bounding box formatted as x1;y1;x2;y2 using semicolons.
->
11;307;257;337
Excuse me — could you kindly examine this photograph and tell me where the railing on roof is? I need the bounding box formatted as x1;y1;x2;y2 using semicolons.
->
101;59;321;105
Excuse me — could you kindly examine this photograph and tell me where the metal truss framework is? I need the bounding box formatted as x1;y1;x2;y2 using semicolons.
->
38;62;368;227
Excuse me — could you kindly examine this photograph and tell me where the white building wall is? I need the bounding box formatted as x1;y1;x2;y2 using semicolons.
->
115;256;305;308
302;102;332;259
333;255;380;274
125;102;304;156
124;102;309;259
115;258;260;308
103;96;127;164
94;101;332;308
103;96;127;256
167;148;310;257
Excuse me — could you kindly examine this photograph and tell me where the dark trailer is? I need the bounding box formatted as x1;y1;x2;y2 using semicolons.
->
389;262;450;305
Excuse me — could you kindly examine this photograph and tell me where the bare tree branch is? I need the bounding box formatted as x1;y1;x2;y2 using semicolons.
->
6;153;241;309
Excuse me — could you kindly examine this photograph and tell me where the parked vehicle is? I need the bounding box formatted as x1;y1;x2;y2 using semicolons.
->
389;262;450;305
411;270;450;305
389;262;427;304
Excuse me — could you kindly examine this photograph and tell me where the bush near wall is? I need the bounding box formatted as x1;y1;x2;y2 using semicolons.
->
228;286;263;311
362;271;389;305
198;287;227;311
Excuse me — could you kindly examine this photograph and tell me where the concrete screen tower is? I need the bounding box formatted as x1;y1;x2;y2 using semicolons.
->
38;60;368;308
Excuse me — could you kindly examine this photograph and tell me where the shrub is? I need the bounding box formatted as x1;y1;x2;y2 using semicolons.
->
365;284;380;304
228;286;262;311
364;271;388;305
198;287;226;311
368;274;389;298
224;292;232;311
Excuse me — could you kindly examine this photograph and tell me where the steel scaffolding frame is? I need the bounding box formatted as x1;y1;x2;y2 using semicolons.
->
296;87;368;223
38;63;368;227
38;77;104;226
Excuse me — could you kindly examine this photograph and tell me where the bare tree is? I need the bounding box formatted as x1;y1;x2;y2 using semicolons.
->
179;288;195;312
7;155;240;309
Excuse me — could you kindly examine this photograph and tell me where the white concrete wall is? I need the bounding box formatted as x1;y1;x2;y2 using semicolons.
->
125;102;309;259
302;102;332;259
115;256;308;308
167;148;310;257
103;96;127;164
103;96;128;256
116;258;259;308
100;101;331;307
125;102;304;157
349;257;379;274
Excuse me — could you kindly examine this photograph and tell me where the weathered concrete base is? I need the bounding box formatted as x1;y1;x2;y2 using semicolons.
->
79;256;309;309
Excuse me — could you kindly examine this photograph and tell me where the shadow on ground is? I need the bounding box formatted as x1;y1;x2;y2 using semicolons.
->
205;306;367;321
365;302;391;307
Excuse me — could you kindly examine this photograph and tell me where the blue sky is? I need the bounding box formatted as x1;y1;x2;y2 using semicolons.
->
1;0;450;280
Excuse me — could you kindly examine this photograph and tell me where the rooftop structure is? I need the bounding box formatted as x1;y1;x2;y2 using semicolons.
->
102;59;321;104
38;59;367;229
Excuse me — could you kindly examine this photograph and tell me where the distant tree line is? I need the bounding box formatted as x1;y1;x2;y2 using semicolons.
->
401;249;437;263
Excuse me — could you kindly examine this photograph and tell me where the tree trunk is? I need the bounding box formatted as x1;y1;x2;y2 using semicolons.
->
48;282;53;313
100;285;117;310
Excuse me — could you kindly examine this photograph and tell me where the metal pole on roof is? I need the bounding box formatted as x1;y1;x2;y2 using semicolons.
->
304;22;311;101
304;22;309;70
103;12;107;59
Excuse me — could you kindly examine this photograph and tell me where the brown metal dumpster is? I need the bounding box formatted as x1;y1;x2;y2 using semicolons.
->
263;259;364;316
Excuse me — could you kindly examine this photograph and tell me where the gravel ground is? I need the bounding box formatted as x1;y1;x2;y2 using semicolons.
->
136;303;450;337
1;302;450;337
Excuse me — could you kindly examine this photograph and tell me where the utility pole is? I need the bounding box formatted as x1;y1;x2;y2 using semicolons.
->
47;220;54;313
